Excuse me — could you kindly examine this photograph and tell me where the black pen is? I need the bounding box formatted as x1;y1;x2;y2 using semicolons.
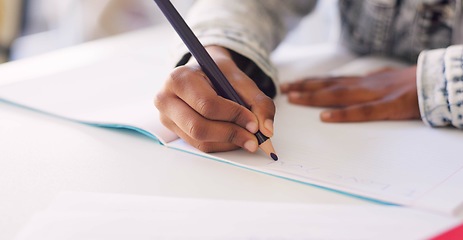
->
153;0;278;160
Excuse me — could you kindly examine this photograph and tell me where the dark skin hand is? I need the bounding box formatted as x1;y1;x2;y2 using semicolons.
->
155;46;275;153
280;66;421;122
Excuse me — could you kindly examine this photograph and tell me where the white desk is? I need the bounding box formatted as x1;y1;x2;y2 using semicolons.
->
0;25;368;240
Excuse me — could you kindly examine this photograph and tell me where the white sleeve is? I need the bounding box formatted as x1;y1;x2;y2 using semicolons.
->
417;45;463;128
173;0;316;86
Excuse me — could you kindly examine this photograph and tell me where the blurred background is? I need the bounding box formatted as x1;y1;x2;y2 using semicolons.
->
0;0;339;64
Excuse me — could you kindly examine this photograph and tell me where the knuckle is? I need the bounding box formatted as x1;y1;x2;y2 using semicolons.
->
154;91;168;109
255;93;275;110
195;142;214;153
196;97;218;117
168;66;197;89
168;67;186;82
187;119;208;140
336;110;347;121
255;92;271;102
301;92;314;103
260;94;274;105
228;105;245;123
170;66;190;78
330;86;348;96
226;127;239;144
359;105;375;116
290;80;305;91
301;80;314;90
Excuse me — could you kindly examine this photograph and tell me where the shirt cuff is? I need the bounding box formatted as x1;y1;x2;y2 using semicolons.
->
417;45;463;128
173;28;278;98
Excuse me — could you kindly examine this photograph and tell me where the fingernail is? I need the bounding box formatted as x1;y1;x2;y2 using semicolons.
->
264;119;274;134
246;122;258;133
244;140;258;152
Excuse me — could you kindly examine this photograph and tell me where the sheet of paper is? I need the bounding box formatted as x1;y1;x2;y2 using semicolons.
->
170;96;463;215
14;192;460;240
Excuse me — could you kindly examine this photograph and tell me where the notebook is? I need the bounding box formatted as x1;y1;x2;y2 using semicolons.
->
1;42;463;216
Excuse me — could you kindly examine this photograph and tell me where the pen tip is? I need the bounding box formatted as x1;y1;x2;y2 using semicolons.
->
270;153;278;161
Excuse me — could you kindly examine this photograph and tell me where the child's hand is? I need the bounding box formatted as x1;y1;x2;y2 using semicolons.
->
280;66;420;122
155;46;275;153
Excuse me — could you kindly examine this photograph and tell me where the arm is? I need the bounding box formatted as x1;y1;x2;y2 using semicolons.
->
174;0;317;96
156;1;316;153
417;45;463;128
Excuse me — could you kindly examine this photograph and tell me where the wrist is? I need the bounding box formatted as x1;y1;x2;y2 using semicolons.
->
187;45;234;66
205;45;232;59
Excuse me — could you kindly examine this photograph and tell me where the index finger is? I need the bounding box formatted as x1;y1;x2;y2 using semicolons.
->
227;70;276;138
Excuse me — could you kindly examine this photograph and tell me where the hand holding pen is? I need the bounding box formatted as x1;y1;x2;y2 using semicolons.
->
153;0;277;159
155;46;277;157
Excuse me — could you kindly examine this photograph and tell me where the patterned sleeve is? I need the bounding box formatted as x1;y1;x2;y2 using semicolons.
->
173;0;316;97
417;45;463;128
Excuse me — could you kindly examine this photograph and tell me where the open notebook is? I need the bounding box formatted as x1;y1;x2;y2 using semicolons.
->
1;44;463;217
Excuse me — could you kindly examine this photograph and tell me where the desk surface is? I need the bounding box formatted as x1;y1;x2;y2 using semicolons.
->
0;25;368;240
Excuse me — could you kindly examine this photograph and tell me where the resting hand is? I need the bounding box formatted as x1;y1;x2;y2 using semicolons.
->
155;46;275;152
280;66;420;122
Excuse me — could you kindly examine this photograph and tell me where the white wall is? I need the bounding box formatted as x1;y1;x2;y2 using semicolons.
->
12;0;338;60
12;0;194;60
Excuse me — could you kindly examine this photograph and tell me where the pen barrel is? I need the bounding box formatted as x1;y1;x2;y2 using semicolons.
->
255;130;269;145
153;0;246;106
